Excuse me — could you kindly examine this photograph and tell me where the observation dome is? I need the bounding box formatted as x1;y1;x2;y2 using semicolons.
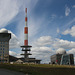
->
56;48;66;54
0;28;8;33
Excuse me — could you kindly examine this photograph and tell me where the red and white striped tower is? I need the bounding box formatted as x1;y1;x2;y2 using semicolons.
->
24;8;28;46
20;8;41;63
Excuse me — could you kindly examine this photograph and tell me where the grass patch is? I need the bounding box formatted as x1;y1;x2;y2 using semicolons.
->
0;64;75;75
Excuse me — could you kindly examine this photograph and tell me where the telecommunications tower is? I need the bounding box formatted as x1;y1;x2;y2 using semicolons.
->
21;8;32;61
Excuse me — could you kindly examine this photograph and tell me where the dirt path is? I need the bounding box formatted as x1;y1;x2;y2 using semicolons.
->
0;69;25;75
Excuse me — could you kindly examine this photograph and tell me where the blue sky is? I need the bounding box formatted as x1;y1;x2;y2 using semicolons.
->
0;0;75;63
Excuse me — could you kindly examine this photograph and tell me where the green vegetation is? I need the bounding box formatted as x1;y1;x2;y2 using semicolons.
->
0;64;75;75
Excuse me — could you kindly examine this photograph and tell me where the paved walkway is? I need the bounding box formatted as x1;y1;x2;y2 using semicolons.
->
0;69;25;75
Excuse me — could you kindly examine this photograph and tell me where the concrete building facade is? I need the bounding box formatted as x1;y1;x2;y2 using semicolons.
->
0;33;11;63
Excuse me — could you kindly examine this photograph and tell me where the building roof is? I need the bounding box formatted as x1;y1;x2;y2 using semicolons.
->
16;59;23;63
9;55;41;62
56;48;66;54
21;45;32;48
0;28;8;33
9;55;18;62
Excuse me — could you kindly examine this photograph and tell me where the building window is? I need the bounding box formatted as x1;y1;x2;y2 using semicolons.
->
3;48;5;50
3;42;5;44
6;42;8;44
0;45;2;47
0;52;2;53
1;42;2;44
0;48;2;50
3;51;4;53
3;45;5;47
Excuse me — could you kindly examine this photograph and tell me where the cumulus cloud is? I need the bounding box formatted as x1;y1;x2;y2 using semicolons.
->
33;36;52;46
8;30;20;49
62;25;75;37
53;39;75;49
67;48;75;54
65;6;70;16
34;36;75;49
9;51;17;56
31;46;55;63
30;36;75;63
30;36;55;63
32;46;54;53
9;51;22;58
62;29;70;35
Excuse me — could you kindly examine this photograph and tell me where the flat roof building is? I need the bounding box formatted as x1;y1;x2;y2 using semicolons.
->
50;48;74;65
0;29;11;63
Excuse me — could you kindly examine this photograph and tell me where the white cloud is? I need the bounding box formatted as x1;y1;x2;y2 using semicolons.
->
32;36;75;52
34;36;75;50
9;51;22;58
53;39;75;49
8;30;20;49
9;51;17;56
30;36;55;63
31;46;55;63
62;25;75;37
67;48;75;54
30;36;75;63
34;36;52;46
32;46;54;53
62;29;70;35
65;6;70;16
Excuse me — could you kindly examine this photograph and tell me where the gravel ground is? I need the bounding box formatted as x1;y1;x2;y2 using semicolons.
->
0;69;25;75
